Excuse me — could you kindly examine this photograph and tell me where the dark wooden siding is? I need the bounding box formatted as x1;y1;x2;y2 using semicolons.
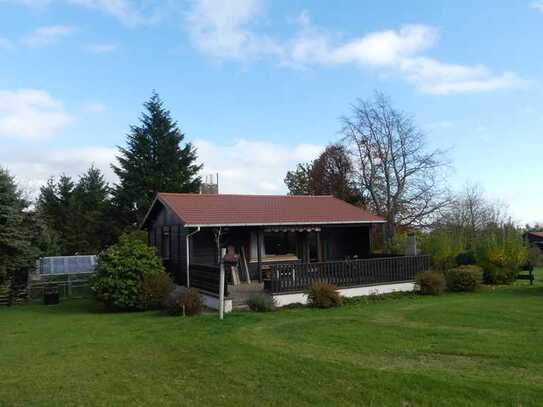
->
190;229;218;266
146;203;188;285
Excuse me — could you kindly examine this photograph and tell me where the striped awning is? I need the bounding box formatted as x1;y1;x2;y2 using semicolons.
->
263;226;321;233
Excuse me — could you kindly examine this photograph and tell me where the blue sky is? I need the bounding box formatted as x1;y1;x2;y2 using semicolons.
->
0;0;542;224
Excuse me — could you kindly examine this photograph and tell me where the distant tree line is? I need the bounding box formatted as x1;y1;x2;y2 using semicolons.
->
284;92;538;255
1;92;201;285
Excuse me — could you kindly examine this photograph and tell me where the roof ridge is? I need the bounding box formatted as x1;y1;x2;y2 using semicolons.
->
158;192;335;198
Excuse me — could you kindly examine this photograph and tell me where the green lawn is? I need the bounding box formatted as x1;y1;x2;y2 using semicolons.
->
1;271;542;407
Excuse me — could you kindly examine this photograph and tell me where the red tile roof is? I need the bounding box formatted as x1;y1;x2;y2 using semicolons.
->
153;193;385;227
528;231;543;238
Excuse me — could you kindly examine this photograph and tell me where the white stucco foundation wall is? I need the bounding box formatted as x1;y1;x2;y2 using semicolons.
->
201;293;233;313
272;282;416;308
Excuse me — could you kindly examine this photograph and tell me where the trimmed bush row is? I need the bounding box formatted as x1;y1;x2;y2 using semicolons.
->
416;265;483;295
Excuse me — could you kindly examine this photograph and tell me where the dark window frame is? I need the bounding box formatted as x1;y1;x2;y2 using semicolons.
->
161;226;171;260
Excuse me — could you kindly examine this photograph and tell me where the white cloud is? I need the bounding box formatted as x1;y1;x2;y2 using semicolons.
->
0;145;117;196
1;138;322;199
186;0;282;60
0;89;74;139
195;138;322;194
398;57;527;95
67;0;159;26
22;25;74;47
286;14;526;95
288;17;437;67
531;1;543;13
86;42;119;53
185;2;525;95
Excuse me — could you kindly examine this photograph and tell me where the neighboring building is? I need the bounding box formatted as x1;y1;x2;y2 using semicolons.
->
142;193;430;309
525;231;543;251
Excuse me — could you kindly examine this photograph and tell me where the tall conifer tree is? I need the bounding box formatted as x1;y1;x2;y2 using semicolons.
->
0;168;34;284
112;92;202;226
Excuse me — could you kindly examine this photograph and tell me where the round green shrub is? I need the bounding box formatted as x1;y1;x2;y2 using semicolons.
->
90;232;166;311
445;265;483;292
307;281;342;308
416;271;446;295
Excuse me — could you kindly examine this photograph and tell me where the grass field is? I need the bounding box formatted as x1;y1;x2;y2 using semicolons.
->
1;270;542;406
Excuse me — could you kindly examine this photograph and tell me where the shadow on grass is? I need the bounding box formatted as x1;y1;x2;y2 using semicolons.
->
28;297;110;315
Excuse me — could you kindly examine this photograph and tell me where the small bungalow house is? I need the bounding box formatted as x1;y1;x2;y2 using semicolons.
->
142;193;430;309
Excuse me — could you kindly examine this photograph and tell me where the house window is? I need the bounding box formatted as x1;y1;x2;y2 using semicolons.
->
161;227;170;260
250;231;299;261
264;232;297;256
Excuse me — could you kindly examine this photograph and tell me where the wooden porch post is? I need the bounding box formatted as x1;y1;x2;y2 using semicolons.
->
316;230;323;262
368;224;373;257
256;230;262;282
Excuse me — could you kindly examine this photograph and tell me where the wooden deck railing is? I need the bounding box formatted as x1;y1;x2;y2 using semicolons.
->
267;255;431;293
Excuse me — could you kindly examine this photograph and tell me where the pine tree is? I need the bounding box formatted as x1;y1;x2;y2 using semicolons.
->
112;92;202;226
24;211;60;257
68;166;112;254
37;168;114;255
37;175;75;254
0;168;34;285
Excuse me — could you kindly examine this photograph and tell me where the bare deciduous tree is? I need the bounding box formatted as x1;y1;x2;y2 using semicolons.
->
436;183;510;247
341;92;450;247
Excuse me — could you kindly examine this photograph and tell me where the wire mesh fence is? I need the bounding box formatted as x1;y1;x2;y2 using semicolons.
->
30;272;95;300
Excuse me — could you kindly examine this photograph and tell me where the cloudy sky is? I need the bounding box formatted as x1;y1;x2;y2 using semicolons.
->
0;0;542;224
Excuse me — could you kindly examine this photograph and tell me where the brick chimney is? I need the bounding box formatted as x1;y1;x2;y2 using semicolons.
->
200;173;219;194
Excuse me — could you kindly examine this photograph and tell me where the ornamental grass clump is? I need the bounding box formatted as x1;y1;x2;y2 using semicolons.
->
140;271;173;310
416;271;446;295
247;293;277;312
176;288;203;316
307;281;342;308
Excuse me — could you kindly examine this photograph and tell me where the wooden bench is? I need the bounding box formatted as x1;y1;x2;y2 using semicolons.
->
517;267;534;285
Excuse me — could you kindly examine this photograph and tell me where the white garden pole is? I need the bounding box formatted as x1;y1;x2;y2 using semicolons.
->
219;248;226;320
